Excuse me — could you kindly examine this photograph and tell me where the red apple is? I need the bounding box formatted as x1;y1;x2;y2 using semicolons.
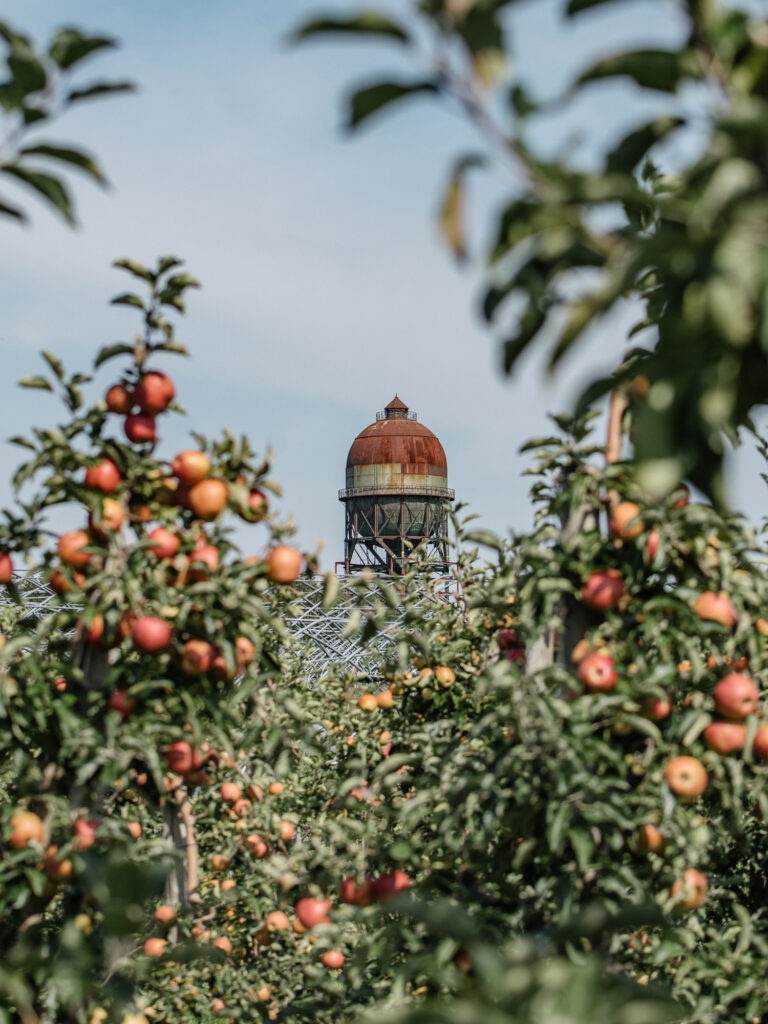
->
8;810;45;848
244;833;270;858
109;689;136;720
635;823;665;855
670;868;707;913
609;501;644;541
171;450;211;485
104;383;133;414
235;636;255;670
0;551;14;583
131;616;172;653
577;652;617;691
239;488;268;523
321;950;345;969
339;875;373;906
692;592;737;629
124;413;157;444
372;870;411;901
187;479;228;520
295;897;332;929
88;497;124;537
43;844;74;881
663;755;708;799
49;568;85;594
154;904;177;925
134;371;175;415
702;720;747;754
210;653;232;682
580;569;625;612
147;527;180;559
645;529;660;563
752;723;768;760
180;638;216;676
220;782;243;803
73;817;98;850
713;673;760;720
642;693;672;721
164;740;205;776
85;614;105;646
143;938;168;957
267;545;303;584
58;529;92;568
84;459;121;493
189;543;219;580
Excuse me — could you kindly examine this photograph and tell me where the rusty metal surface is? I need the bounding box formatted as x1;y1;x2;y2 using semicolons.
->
341;399;454;573
339;484;455;500
347;397;449;471
346;420;448;471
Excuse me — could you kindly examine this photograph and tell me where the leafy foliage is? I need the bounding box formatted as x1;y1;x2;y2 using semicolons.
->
0;20;133;224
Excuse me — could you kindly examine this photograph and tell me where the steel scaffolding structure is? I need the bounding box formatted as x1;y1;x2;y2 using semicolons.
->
284;572;456;681
0;571;451;684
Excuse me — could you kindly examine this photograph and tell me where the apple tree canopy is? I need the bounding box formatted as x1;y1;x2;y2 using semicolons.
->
291;0;768;506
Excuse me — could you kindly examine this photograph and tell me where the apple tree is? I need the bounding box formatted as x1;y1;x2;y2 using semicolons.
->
0;255;321;1023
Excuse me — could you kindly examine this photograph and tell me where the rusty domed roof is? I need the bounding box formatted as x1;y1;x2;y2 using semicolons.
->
346;397;448;471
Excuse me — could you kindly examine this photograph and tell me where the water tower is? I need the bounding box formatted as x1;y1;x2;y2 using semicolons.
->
338;396;455;574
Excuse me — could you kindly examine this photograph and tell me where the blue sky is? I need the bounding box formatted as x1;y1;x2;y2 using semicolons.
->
1;1;762;567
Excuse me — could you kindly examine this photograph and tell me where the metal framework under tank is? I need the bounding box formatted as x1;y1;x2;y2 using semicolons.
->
339;397;455;575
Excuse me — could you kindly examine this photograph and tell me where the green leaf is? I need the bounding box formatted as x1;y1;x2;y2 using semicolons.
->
568;827;594;870
322;572;339;610
289;13;410;46
509;83;539;118
109;292;145;309
18;376;52;391
112;258;155;283
152;341;189;356
0;22;32;49
7;53;46;97
65;81;135;105
48;29;115;69
21;106;47;126
0;166;74;223
577;49;698;93
547;296;604;370
18;143;107;185
605;117;685;174
547;800;571;853
437;153;486;261
65;383;82;411
93;343;134;368
463;530;504;551
156;255;184;274
502;300;548;373
0;196;25;221
165;272;200;288
40;351;64;382
567;0;626;13
438;175;466;260
346;79;439;130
